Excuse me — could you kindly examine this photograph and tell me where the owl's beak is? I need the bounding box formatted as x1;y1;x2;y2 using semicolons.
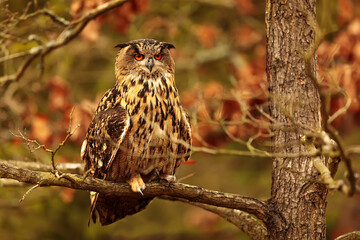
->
146;58;154;72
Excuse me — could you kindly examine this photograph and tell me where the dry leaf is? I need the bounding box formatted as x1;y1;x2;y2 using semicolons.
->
184;208;220;233
80;20;100;42
61;188;76;203
195;24;220;48
30;114;52;146
233;0;256;15
47;76;71;113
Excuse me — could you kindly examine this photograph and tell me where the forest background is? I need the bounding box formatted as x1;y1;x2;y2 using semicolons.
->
0;0;360;239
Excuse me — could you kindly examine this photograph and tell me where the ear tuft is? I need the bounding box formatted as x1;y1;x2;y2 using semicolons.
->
162;43;175;50
114;43;129;49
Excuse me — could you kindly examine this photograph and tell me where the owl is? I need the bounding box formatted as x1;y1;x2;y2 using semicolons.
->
81;39;192;225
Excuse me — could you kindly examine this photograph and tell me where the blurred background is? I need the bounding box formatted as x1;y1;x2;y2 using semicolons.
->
0;0;360;239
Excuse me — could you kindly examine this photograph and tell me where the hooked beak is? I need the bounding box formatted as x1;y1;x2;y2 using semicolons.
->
146;58;154;72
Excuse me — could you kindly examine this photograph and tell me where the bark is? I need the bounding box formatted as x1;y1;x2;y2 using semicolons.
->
266;0;328;239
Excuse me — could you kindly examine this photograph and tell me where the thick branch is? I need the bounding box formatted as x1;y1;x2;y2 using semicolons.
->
0;161;272;225
334;232;360;240
162;196;269;240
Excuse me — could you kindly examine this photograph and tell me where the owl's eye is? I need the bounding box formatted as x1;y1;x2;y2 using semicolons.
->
154;54;162;60
134;54;144;61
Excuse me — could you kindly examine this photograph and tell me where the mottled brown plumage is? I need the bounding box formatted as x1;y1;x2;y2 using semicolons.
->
81;39;192;225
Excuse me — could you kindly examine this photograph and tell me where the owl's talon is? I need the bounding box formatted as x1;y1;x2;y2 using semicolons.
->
155;170;160;179
162;174;176;182
127;173;146;195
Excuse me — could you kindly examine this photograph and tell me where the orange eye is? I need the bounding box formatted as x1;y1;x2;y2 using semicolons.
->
154;54;162;60
134;54;144;61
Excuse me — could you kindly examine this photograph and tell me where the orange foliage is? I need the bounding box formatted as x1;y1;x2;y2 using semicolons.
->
81;21;101;42
184;208;220;234
318;16;360;131
47;76;71;113
30;114;53;146
233;0;257;15
195;24;220;48
70;0;149;41
25;76;94;152
60;188;76;203
141;16;179;38
70;101;95;145
337;0;354;25
231;25;262;49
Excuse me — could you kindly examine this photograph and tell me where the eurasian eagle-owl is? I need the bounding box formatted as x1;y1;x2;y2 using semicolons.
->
81;39;192;225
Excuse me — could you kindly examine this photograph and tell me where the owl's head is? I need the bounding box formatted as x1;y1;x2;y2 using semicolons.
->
114;39;175;79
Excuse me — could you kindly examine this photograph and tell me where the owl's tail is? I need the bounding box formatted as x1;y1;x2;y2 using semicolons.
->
88;192;153;226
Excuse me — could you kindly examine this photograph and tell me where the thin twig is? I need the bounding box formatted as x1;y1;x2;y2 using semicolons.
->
50;107;80;170
328;97;351;124
11;108;80;172
19;183;40;203
192;145;320;158
302;14;357;196
0;0;129;86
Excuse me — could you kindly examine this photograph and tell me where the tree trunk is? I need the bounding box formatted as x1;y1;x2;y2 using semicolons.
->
266;0;328;239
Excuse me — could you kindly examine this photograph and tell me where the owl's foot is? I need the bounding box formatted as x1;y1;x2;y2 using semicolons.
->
154;170;176;183
162;174;177;182
127;174;146;195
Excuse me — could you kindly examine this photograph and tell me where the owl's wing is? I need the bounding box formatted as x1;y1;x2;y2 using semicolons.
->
175;110;192;167
81;104;130;225
82;106;130;175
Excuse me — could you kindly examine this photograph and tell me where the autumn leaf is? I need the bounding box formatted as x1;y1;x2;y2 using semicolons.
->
70;0;150;35
184;208;220;233
60;188;76;203
30;114;53;146
47;76;71;113
68;101;95;145
80;20;101;42
195;24;220;48
232;25;262;49
233;0;257;15
337;0;354;25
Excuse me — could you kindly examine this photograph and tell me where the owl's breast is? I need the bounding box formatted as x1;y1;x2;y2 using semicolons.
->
117;74;185;168
128;112;173;150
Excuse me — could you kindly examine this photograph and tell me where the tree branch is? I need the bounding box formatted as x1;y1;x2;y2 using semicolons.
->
0;0;129;85
0;161;274;227
162;196;269;240
302;13;357;196
334;231;360;240
0;179;26;187
0;160;83;174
